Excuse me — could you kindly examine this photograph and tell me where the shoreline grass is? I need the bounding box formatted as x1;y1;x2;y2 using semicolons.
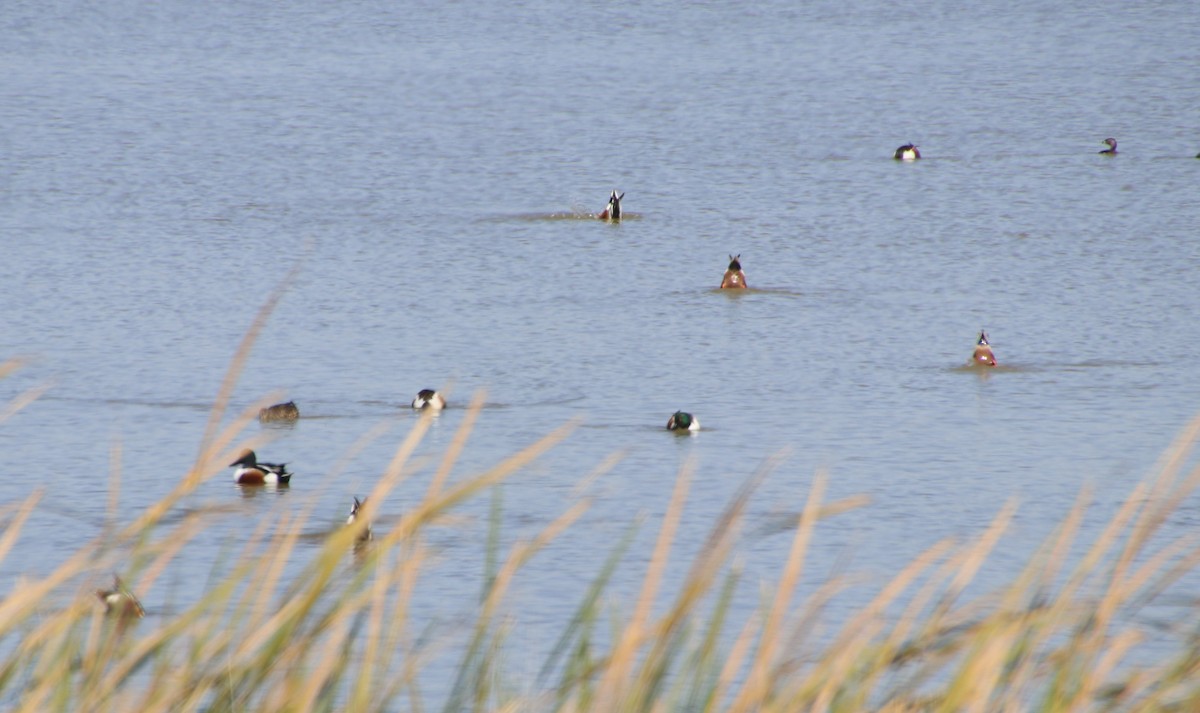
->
4;295;1200;710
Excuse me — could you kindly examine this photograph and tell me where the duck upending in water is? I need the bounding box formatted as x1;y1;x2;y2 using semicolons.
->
258;400;300;422
1099;138;1118;155
347;496;372;543
411;389;446;410
230;449;293;485
971;330;997;367
894;143;921;160
666;411;699;432
598;190;624;221
96;576;145;619
720;254;748;289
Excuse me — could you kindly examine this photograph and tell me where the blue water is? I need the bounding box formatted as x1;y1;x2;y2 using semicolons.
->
3;0;1200;698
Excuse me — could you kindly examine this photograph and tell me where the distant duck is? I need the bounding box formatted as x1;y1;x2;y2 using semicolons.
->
971;331;997;367
230;448;293;485
258;401;300;423
346;496;372;543
666;411;700;432
1099;138;1118;155
720;254;748;289
598;190;624;221
893;143;921;161
96;576;145;619
411;389;446;410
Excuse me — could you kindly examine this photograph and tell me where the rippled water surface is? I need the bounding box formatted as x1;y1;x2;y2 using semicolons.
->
3;0;1200;694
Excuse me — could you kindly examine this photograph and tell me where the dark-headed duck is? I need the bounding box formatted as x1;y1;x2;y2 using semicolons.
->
411;389;446;410
598;190;624;221
971;331;997;367
230;449;293;485
894;143;921;161
666;411;700;432
720;254;748;289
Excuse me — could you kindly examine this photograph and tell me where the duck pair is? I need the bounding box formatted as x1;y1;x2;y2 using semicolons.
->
258;390;446;419
895;138;1119;160
229;455;370;540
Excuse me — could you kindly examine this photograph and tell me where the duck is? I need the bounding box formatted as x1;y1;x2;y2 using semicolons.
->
720;254;748;289
598;190;624;221
258;400;300;423
230;449;293;485
346;496;372;543
95;576;145;619
411;389;446;410
971;331;997;367
666;411;700;432
1099;138;1118;155
893;143;921;161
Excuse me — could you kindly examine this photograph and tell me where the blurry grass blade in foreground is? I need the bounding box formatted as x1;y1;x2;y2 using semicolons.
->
4;319;1200;710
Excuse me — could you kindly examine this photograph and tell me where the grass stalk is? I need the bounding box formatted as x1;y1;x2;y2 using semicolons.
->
5;313;1200;712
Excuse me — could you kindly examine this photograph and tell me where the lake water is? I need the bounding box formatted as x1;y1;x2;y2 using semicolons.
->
3;0;1200;698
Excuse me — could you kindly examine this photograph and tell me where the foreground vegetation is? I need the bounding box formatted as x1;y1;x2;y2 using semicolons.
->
3;298;1200;711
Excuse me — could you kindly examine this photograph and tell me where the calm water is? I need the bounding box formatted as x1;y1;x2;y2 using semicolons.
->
3;0;1200;695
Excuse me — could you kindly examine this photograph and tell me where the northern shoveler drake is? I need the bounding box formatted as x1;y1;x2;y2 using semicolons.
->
598;190;624;221
230;449;293;485
96;576;145;619
666;411;699;432
894;143;921;161
720;254;748;289
971;331;997;367
1099;138;1118;155
347;496;372;543
411;389;446;410
258;400;300;422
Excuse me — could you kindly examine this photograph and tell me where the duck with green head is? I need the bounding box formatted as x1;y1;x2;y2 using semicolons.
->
666;411;699;432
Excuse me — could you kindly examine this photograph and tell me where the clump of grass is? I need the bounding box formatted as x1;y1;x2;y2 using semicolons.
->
4;291;1200;711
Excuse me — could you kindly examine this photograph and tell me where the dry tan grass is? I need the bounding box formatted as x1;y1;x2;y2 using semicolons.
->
3;311;1200;712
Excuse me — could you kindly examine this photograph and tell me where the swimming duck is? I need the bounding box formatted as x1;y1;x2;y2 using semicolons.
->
346;496;372;543
894;143;921;161
258;401;300;422
230;449;293;485
1099;138;1118;155
95;576;145;619
720;254;748;289
598;190;624;221
666;411;700;432
971;331;997;367
411;389;446;410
